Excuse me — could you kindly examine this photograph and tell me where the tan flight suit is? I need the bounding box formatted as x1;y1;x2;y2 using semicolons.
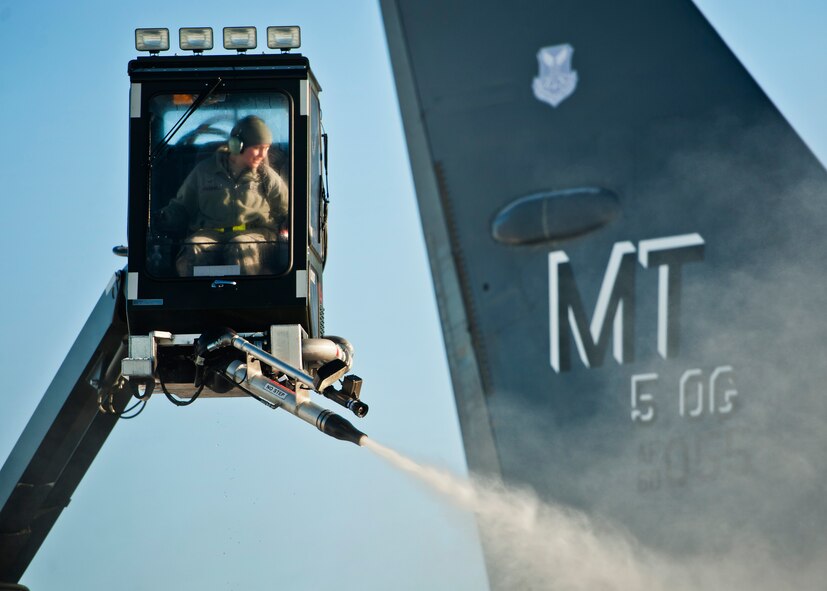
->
162;150;289;276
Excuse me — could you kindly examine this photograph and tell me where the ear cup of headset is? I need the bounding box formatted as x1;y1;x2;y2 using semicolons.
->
228;135;243;155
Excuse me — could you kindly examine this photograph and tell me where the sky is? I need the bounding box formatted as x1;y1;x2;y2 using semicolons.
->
0;1;826;589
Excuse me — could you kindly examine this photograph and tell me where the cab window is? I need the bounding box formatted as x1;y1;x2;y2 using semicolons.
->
146;92;291;278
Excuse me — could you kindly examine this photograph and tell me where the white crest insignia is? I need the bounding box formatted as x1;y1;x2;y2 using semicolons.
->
532;44;578;108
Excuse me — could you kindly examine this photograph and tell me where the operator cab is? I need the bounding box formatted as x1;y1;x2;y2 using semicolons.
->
125;27;328;338
118;28;362;414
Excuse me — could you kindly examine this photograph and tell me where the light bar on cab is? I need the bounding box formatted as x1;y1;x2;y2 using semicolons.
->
223;27;257;51
180;27;214;52
267;26;301;50
135;28;170;53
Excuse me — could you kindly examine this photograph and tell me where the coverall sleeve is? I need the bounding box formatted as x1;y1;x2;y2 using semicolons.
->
267;170;290;225
160;167;200;230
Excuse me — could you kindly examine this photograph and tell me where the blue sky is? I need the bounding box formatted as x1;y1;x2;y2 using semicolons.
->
0;1;825;589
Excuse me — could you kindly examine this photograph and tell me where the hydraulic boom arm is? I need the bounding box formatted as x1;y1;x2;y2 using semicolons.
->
0;272;130;585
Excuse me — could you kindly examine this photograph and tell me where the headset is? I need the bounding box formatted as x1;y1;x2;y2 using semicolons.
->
228;128;244;155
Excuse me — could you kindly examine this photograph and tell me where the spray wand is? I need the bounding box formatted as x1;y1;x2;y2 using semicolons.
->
196;329;368;446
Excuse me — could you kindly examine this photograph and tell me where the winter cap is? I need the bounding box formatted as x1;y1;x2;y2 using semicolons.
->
231;115;273;148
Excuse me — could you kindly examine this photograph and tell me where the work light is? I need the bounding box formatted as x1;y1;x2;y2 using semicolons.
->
223;27;257;52
135;28;170;53
267;26;301;51
180;27;213;52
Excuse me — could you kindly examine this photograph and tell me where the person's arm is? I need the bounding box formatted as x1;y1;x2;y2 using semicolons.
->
159;169;199;231
266;169;290;227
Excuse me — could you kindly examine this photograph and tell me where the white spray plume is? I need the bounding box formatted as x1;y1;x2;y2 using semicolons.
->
362;437;825;591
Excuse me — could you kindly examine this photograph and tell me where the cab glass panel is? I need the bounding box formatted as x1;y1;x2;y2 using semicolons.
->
146;91;291;278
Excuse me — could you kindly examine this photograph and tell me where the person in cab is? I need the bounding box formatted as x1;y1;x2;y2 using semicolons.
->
159;115;289;276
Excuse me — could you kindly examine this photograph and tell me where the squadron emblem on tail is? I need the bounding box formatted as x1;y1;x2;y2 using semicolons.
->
532;43;578;107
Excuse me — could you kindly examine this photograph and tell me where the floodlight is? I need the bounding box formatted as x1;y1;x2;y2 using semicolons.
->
135;28;170;53
267;26;301;51
223;27;257;52
180;27;213;52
